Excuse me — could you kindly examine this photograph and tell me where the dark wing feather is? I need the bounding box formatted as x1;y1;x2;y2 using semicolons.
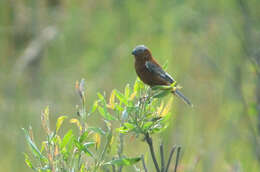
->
145;61;175;84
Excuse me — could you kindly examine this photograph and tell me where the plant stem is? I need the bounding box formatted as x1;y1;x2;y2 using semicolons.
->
118;133;124;172
144;133;160;172
174;146;181;172
141;154;148;172
160;143;165;172
165;145;176;172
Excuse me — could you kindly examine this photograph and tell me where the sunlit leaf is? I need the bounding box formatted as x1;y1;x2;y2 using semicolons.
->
116;127;130;134
80;164;85;172
157;102;164;115
61;130;74;150
124;84;130;98
142;122;153;131
134;78;145;96
91;100;99;113
124;123;135;130
130;91;137;100
171;81;178;87
97;92;106;102
115;104;124;112
115;90;128;105
24;153;34;170
56;116;68;133
41;141;47;153
70;118;82;131
98;106;116;120
160;97;173;117
108;89;116;109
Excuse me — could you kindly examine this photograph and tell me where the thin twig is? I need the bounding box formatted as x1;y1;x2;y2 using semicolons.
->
141;154;148;172
165;145;176;172
174;146;181;172
160;143;165;172
145;133;160;172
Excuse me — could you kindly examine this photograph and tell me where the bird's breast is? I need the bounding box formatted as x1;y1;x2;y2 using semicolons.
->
135;60;168;86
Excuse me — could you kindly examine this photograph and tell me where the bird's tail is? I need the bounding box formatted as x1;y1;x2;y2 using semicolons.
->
173;89;193;107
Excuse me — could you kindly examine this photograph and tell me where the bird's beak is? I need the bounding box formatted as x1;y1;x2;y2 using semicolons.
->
132;48;137;55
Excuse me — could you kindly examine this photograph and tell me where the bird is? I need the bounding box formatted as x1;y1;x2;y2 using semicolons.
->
131;45;192;106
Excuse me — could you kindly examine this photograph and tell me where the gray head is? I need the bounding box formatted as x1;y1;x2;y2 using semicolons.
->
131;45;149;56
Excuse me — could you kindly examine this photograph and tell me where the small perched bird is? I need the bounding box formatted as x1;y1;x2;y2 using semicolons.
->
132;45;192;106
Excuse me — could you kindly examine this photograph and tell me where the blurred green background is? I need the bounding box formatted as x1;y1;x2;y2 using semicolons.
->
1;0;260;171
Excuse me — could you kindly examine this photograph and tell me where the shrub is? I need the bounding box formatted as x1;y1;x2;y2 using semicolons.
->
23;78;181;172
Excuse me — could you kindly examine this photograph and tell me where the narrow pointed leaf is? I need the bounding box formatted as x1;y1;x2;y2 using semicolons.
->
104;157;141;166
56;116;67;133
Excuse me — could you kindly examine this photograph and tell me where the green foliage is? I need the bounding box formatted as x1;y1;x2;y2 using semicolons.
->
23;79;174;171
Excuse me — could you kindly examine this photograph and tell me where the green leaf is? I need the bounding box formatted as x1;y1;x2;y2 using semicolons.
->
24;153;35;170
98;106;116;120
97;92;106;102
124;123;135;130
115;104;124;112
91;100;99;113
75;140;93;157
83;142;94;157
142;122;154;131
104;157;141;166
23;128;48;162
134;78;144;94
87;127;106;135
56;116;67;133
61;129;74;149
115;90;128;105
124;84;130;98
152;90;172;98
116;126;130;134
79;131;89;143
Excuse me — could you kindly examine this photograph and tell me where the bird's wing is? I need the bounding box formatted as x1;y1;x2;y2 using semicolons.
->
145;61;175;84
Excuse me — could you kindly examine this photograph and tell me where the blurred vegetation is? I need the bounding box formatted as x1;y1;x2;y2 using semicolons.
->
1;0;260;171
